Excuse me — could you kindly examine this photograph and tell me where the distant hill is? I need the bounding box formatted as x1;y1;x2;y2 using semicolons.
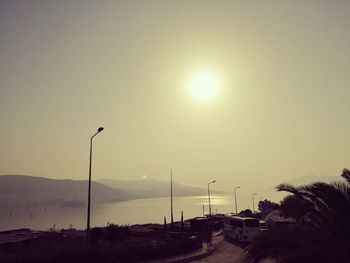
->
0;175;138;207
0;175;220;207
97;178;223;199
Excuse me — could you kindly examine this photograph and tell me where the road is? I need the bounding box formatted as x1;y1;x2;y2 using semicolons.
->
190;234;245;263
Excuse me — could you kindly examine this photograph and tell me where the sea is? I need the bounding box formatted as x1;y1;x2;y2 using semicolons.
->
0;195;239;231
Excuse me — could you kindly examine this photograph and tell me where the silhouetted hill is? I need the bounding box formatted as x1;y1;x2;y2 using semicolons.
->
97;178;223;199
0;175;138;206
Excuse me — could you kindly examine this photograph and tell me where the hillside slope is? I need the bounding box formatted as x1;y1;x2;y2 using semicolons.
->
98;178;223;199
0;175;138;206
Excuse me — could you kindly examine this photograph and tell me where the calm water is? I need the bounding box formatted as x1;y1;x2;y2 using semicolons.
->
0;195;237;231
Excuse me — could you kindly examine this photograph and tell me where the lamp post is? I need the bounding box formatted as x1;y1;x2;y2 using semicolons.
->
87;127;104;245
208;180;216;216
234;186;240;214
170;169;174;229
252;193;257;213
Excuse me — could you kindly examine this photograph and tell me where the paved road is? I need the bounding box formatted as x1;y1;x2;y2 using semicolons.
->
190;235;245;263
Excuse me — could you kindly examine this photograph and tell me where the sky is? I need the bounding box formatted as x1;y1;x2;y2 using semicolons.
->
1;0;350;193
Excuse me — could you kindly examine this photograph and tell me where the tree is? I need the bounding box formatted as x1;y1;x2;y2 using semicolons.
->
258;199;280;218
239;209;253;217
244;169;350;263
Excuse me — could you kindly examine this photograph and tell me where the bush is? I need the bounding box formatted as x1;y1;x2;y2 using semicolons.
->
0;225;200;263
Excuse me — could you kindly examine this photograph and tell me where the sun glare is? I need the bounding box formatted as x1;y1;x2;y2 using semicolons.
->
189;71;220;102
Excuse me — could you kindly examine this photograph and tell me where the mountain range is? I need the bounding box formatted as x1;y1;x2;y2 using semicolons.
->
97;178;217;198
0;175;215;207
0;175;137;207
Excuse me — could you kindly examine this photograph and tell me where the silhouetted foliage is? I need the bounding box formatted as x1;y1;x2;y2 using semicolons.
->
0;224;201;263
245;225;337;263
341;168;350;184
279;194;312;221
91;224;130;244
258;199;280;218
107;223;130;242
239;209;253;217
244;169;350;263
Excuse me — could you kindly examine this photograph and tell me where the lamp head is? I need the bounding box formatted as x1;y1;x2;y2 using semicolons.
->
98;127;104;132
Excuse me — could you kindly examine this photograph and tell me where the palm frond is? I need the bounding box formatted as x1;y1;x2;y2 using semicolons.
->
244;227;334;263
245;169;350;263
341;168;350;184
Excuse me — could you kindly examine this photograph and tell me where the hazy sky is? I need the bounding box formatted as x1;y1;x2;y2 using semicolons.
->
1;0;350;192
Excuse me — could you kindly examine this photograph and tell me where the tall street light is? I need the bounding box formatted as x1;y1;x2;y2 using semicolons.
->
170;169;174;229
87;127;104;245
234;186;240;214
252;193;257;213
208;180;216;216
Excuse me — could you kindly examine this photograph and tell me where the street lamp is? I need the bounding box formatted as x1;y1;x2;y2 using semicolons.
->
234;186;240;214
252;193;257;213
208;180;216;216
87;127;104;245
170;169;174;229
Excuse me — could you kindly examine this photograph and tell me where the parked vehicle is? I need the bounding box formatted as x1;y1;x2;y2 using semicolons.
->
223;215;260;242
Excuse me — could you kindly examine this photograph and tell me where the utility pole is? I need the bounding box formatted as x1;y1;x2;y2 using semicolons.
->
87;127;104;245
234;186;240;214
208;180;216;216
181;211;184;231
252;193;257;213
170;169;174;228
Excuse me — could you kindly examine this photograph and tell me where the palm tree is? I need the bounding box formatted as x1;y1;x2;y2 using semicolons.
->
244;169;350;263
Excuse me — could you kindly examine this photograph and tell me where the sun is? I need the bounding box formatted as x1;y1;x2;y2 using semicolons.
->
189;71;220;102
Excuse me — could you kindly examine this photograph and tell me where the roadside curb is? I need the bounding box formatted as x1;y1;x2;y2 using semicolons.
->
213;231;223;237
142;246;215;263
168;247;215;263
